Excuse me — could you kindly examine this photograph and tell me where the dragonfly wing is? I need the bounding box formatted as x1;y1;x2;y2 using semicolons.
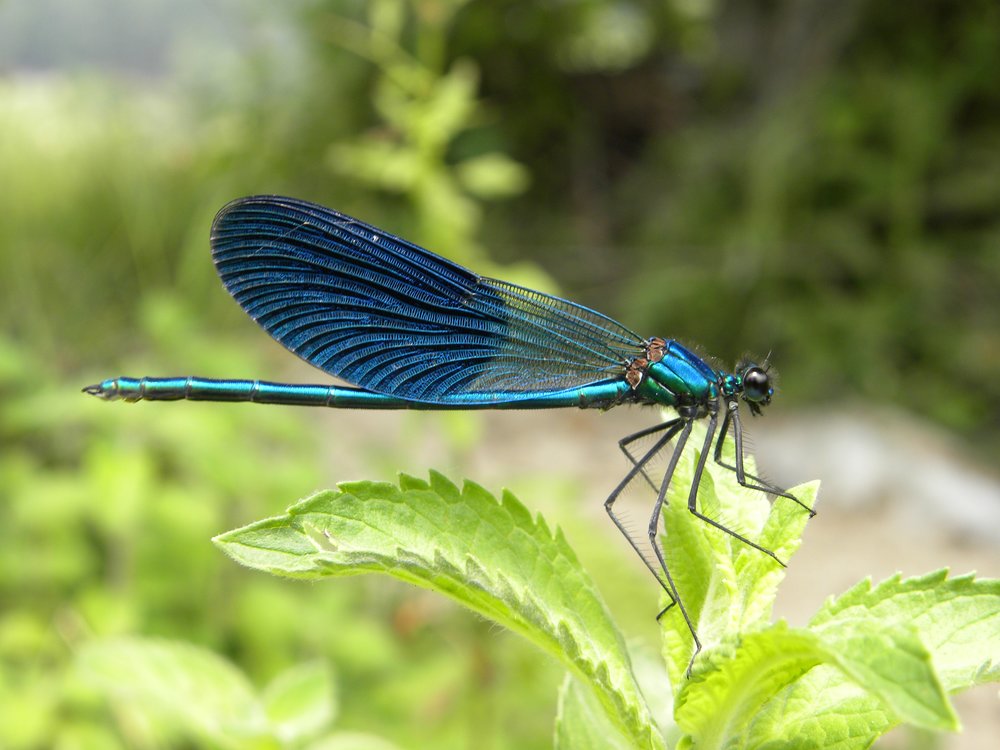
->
211;195;645;403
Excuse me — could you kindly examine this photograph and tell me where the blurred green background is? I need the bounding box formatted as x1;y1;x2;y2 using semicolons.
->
2;1;998;748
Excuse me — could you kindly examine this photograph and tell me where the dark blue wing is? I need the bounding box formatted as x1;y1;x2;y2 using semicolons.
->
210;195;644;404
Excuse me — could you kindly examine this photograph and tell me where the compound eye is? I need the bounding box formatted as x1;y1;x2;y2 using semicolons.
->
743;367;771;402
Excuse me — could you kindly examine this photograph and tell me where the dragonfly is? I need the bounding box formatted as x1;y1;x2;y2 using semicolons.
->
84;194;813;663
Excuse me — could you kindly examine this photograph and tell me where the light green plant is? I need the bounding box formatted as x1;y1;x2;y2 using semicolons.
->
79;638;405;750
203;430;999;749
319;0;529;266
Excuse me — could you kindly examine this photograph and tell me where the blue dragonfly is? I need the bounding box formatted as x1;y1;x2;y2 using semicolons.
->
85;195;813;662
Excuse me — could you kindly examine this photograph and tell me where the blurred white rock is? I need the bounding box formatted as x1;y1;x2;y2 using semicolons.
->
753;406;1000;544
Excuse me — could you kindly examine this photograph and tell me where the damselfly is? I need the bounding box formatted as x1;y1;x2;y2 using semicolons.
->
85;195;813;663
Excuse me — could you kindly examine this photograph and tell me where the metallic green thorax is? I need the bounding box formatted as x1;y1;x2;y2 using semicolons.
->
629;339;774;418
633;340;721;408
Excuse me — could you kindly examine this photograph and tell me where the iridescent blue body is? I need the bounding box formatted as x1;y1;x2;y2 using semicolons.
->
84;195;811;671
92;339;723;411
90;374;631;409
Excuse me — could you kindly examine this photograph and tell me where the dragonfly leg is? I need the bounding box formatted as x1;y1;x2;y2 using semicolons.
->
605;419;686;612
618;418;682;492
690;412;785;566
646;420;702;673
714;403;815;516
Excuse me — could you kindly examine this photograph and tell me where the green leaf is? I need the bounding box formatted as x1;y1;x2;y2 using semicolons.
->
367;0;405;44
327;141;420;193
77;637;267;747
742;666;893;750
674;619;953;747
658;421;818;685
455;153;531;198
413;59;479;149
305;731;405;750
674;624;827;745
263;660;337;745
555;674;634;750
813;620;955;731
810;570;1000;690
742;572;1000;747
650;424;990;747
629;642;678;743
215;472;663;750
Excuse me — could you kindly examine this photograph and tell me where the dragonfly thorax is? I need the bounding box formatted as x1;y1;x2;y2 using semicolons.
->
629;339;775;418
631;339;719;409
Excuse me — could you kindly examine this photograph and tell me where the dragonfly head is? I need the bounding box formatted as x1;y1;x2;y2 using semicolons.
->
737;361;774;416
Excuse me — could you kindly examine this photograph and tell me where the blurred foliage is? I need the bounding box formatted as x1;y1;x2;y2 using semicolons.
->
4;0;995;444
319;0;530;260
1;0;998;747
447;0;1000;449
0;306;570;749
